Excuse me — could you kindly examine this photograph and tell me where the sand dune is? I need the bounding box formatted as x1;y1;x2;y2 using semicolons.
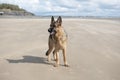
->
0;18;120;80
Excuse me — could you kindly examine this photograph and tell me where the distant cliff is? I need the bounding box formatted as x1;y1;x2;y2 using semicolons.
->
0;3;34;16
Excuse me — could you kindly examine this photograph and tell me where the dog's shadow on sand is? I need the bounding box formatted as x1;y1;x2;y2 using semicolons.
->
6;55;53;65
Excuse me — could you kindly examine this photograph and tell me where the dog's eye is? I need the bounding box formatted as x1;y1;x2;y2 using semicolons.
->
53;25;56;27
50;24;52;27
50;24;56;27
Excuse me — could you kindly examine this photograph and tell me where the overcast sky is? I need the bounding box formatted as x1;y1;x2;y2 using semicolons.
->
0;0;120;16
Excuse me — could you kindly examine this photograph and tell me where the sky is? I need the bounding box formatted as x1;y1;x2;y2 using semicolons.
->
0;0;120;17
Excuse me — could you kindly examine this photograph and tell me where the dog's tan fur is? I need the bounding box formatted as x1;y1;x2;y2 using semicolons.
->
46;16;68;67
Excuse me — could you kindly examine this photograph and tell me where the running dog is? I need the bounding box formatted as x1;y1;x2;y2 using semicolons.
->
46;16;69;67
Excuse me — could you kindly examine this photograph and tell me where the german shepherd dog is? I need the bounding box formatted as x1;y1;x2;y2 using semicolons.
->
46;16;69;67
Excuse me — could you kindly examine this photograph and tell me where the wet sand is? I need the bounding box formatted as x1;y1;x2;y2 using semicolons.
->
0;18;120;80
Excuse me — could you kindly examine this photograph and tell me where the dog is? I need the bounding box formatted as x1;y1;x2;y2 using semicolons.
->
46;16;69;67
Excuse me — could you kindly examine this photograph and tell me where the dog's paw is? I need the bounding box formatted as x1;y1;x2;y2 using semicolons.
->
52;59;57;61
64;64;70;67
47;58;51;62
54;64;59;67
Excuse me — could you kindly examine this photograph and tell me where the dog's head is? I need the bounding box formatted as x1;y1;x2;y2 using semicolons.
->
48;16;62;35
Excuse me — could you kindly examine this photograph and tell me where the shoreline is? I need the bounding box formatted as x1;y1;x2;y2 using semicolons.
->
0;16;120;22
0;15;120;19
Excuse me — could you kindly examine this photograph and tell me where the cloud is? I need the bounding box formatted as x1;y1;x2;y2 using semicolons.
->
0;0;120;16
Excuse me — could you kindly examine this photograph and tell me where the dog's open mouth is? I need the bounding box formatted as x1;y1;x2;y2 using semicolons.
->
48;28;56;35
50;31;55;35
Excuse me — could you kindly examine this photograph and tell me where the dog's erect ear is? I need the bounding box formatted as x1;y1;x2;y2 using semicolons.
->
57;16;62;26
51;16;54;23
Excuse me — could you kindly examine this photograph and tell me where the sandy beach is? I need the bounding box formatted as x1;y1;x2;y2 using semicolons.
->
0;18;120;80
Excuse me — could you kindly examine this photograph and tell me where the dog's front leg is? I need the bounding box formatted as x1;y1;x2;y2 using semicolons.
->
53;50;59;67
46;50;52;61
53;50;57;61
46;38;54;61
46;47;53;61
63;48;69;67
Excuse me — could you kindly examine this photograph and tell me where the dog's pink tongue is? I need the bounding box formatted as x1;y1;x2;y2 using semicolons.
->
50;32;54;35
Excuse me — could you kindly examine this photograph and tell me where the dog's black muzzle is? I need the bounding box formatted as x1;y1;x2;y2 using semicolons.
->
48;28;53;33
48;28;56;35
